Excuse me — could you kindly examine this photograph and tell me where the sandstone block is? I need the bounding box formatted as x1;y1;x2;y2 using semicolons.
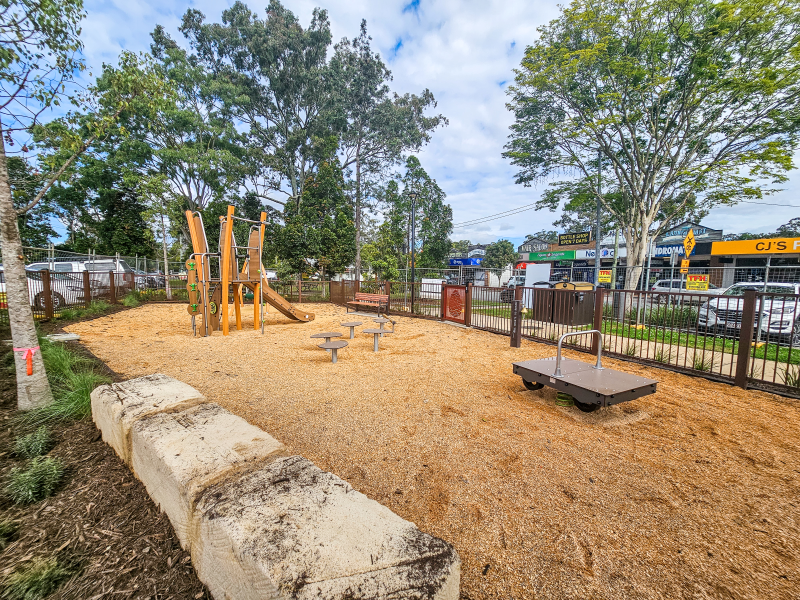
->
131;403;286;549
91;373;205;464
193;455;460;600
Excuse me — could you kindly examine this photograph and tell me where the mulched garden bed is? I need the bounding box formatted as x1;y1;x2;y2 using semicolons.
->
0;315;210;599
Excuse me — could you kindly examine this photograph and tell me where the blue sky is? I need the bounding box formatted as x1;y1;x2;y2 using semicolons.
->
77;0;799;247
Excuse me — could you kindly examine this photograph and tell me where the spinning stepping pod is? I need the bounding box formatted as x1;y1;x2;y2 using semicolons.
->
319;340;347;363
373;317;391;336
311;332;343;352
363;328;384;352
340;321;362;339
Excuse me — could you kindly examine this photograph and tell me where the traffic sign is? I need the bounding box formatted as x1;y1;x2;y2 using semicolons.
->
683;228;696;257
680;259;690;274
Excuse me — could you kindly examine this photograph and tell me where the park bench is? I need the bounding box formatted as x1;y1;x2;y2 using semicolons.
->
346;292;389;314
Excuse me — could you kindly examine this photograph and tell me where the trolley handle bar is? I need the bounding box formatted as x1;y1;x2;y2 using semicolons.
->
553;330;603;378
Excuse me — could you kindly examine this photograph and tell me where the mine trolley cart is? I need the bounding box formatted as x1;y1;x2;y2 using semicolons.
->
512;330;658;413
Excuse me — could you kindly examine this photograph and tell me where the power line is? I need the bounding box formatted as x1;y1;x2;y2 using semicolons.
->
451;203;540;228
451;199;800;230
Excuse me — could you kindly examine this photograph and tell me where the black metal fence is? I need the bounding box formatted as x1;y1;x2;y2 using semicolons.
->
329;281;799;399
0;270;189;324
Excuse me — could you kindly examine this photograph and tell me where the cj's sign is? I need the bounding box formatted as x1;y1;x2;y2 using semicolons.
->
558;231;591;246
711;238;800;255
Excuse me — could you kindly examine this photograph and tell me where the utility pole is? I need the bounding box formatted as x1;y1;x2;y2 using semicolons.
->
595;149;602;286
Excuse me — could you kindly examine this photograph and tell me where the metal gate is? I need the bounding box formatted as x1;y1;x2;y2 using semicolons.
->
442;285;467;324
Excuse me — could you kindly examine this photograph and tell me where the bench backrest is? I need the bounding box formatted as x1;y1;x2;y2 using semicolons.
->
354;292;388;302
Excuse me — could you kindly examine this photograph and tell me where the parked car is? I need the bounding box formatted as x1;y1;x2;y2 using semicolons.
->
650;278;725;295
27;259;138;293
698;282;800;344
0;266;85;310
500;276;526;303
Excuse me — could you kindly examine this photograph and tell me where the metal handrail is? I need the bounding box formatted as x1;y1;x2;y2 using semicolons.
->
553;330;604;378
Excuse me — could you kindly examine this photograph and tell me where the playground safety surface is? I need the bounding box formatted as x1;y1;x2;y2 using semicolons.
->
68;303;800;600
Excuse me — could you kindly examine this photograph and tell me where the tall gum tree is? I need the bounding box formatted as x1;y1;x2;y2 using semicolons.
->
505;0;800;290
179;0;335;208
331;20;446;277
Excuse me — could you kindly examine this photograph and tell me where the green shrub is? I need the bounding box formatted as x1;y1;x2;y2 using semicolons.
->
654;349;671;363
22;370;109;427
13;427;52;459
783;365;800;389
121;293;140;307
18;340;110;428
646;305;698;328
0;520;18;550
693;354;712;372
624;343;638;356
1;557;73;600
56;307;79;321
84;300;110;315
6;456;64;505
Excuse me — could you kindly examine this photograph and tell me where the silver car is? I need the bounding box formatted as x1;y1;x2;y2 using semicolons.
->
698;282;800;344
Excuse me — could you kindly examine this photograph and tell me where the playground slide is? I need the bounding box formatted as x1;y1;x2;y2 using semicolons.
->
239;268;314;322
258;275;315;322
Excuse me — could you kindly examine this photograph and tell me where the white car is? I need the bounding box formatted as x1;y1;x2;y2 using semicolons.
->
651;278;726;295
27;259;137;293
698;282;800;344
0;266;85;310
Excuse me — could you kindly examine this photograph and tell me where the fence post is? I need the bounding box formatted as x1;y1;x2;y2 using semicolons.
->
41;269;54;319
735;289;757;389
384;281;391;313
464;282;472;327
592;287;605;355
109;271;116;304
297;277;302;303
510;299;522;348
83;270;91;308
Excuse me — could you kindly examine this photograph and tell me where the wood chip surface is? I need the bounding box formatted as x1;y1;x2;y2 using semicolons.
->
67;303;800;600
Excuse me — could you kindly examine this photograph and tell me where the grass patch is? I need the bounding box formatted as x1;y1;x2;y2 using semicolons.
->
693;354;713;372
784;365;800;389
1;557;74;600
55;300;111;321
18;339;110;428
5;456;64;505
0;520;18;550
121;292;140;307
654;349;671;363
13;427;52;459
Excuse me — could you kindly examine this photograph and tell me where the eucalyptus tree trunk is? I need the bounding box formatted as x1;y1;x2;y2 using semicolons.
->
160;208;172;300
0;126;54;410
353;155;362;279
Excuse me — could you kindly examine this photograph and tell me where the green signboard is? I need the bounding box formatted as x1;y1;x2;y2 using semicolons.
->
528;250;576;261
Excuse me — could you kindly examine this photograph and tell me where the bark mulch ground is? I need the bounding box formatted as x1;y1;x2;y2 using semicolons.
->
0;311;210;600
67;303;800;600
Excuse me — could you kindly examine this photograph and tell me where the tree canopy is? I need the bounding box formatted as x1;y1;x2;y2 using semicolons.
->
505;0;800;287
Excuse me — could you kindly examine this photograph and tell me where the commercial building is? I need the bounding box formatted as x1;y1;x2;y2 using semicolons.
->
515;221;800;286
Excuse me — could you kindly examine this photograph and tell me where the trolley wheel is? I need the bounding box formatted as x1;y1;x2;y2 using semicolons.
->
522;378;544;391
574;400;600;413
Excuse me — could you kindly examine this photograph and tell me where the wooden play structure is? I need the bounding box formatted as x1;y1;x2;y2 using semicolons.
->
184;205;314;336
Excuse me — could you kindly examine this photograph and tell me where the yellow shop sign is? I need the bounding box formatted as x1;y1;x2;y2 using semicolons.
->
711;238;800;255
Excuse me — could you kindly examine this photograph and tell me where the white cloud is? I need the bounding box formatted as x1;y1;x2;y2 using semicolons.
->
80;0;800;243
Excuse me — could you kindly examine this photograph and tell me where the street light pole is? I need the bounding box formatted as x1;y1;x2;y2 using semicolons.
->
408;191;419;313
595;149;602;287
